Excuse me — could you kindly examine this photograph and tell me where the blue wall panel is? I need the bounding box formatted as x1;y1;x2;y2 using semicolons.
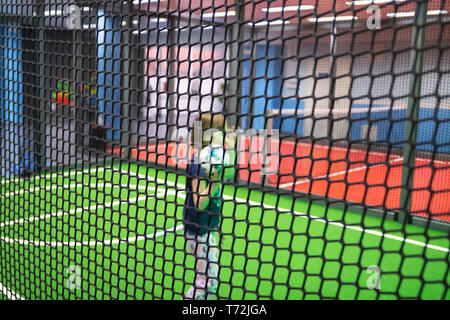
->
97;10;122;141
276;101;450;153
277;100;305;136
240;47;251;130
0;23;24;176
350;107;450;153
1;26;23;123
252;45;283;130
238;45;284;130
242;51;450;153
0;23;4;121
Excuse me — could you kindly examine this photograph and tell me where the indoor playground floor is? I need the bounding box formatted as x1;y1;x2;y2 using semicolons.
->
0;164;449;300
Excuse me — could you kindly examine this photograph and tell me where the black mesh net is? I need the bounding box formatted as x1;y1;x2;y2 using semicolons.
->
0;0;449;300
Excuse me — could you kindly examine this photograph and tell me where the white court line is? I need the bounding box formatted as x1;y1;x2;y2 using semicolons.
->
2;168;448;252
0;168;180;299
245;134;449;165
0;166;106;185
1;180;164;199
0;171;178;243
0;169;447;296
0;184;155;228
0;220;183;300
126;169;450;252
2;166;447;299
0;170;175;228
0;180;170;300
289;141;449;165
1;182;114;198
0;282;25;300
247;135;399;158
0;222;183;248
278;157;404;189
162;188;449;254
117;168;179;188
222;195;450;253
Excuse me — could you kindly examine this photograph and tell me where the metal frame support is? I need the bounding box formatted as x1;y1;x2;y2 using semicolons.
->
227;0;245;129
328;23;338;140
121;3;133;159
36;0;46;171
399;0;428;225
167;15;177;142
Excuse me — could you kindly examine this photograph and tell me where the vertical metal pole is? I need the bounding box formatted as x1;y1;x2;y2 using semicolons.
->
247;31;256;131
227;0;245;129
121;4;132;158
328;23;338;140
167;15;177;141
73;17;84;149
399;1;428;225
36;0;47;171
225;1;244;189
0;15;3;114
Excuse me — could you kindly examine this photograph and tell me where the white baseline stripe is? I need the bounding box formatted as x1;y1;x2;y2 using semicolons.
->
0;281;25;300
279;157;404;189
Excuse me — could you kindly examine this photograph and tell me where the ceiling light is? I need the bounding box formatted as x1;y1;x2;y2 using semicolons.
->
261;5;315;13
82;24;98;29
132;30;148;34
150;18;168;23
387;10;448;18
44;9;64;16
122;20;139;27
44;6;92;16
203;11;236;18
346;0;406;5
143;27;182;34
132;0;163;4
308;16;358;22
251;20;291;27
